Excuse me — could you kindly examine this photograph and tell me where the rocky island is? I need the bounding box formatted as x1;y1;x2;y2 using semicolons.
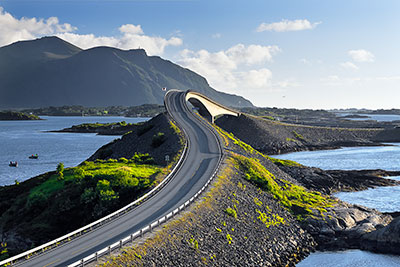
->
0;111;41;121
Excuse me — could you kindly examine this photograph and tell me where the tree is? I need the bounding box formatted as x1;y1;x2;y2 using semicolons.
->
57;162;65;180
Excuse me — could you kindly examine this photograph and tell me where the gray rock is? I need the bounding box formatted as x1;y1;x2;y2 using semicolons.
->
361;216;400;254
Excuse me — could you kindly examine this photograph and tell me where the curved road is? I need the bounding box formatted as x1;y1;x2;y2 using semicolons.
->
16;90;222;267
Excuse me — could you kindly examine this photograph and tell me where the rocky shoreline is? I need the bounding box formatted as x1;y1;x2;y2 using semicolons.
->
101;119;400;266
217;123;400;257
276;165;400;194
216;114;400;155
0;111;42;121
48;121;136;135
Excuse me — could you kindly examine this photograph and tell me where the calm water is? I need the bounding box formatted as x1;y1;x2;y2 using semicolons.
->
274;143;400;171
339;113;400;122
297;250;400;267
335;176;400;213
275;145;400;266
0;116;148;186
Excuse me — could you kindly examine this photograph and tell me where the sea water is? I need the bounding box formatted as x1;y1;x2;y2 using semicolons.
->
0;116;149;186
274;144;400;266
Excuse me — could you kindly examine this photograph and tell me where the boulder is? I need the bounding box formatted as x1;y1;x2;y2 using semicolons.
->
361;216;400;255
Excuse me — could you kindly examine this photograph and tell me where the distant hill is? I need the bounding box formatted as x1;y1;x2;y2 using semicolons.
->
0;37;253;109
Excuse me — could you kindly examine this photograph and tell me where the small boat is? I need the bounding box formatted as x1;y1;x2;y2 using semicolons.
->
29;154;39;159
9;161;18;167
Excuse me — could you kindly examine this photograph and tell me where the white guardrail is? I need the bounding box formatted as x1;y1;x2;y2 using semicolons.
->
66;91;224;267
0;139;188;267
1;90;224;267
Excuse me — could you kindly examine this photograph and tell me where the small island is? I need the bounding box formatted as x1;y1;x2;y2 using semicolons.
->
0;111;42;121
50;121;137;135
340;114;371;119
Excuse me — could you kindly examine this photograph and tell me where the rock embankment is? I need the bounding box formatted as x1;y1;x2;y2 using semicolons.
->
302;201;392;251
275;165;400;194
103;157;315;267
216;123;399;256
216;114;400;154
361;216;400;254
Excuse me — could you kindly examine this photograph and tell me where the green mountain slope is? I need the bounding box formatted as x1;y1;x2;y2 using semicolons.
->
0;37;253;108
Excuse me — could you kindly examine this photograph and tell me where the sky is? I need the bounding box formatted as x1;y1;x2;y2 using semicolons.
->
0;0;399;109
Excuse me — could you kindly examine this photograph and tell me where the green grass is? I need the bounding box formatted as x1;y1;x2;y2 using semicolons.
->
225;207;237;219
28;156;161;206
233;155;335;219
256;210;285;228
72;121;131;129
213;124;302;168
265;157;302;167
213;125;255;154
292;130;305;141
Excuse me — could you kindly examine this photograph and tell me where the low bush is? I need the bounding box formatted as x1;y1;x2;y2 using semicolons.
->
151;132;166;148
225;207;237;219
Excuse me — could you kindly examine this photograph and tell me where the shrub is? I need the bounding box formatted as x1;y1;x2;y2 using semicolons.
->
226;234;233;244
0;242;8;260
56;162;64;180
225;207;237;219
26;192;48;209
131;153;155;164
188;238;199;250
81;188;96;204
119;157;129;163
151;132;165;148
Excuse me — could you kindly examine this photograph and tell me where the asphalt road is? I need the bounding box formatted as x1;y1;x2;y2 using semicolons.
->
17;90;222;267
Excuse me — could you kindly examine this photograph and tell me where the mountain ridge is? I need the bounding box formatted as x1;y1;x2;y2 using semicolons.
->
0;36;253;109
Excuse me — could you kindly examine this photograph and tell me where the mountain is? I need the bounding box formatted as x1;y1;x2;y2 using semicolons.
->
0;36;253;109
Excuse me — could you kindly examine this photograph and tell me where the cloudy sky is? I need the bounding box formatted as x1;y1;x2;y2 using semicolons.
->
1;0;399;109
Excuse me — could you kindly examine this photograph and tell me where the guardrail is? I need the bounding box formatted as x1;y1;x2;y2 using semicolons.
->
67;90;225;266
0;93;189;267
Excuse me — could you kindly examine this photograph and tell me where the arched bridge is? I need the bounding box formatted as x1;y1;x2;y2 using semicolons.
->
185;91;240;123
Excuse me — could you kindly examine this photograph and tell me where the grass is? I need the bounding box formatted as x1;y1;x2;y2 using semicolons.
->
213;124;302;167
213;125;255;154
27;156;161;208
233;154;335;219
256;210;285;228
225;207;237;219
266;157;302;167
292;130;305;141
72;121;132;129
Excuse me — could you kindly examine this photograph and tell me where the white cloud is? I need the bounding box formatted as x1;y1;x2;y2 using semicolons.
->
340;61;359;70
0;7;76;46
119;24;143;35
300;58;311;65
177;44;280;92
0;7;182;55
348;49;375;62
212;33;221;39
57;27;182;55
257;19;321;32
225;44;280;65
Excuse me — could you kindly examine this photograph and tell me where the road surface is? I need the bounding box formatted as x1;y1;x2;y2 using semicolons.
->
17;90;222;266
